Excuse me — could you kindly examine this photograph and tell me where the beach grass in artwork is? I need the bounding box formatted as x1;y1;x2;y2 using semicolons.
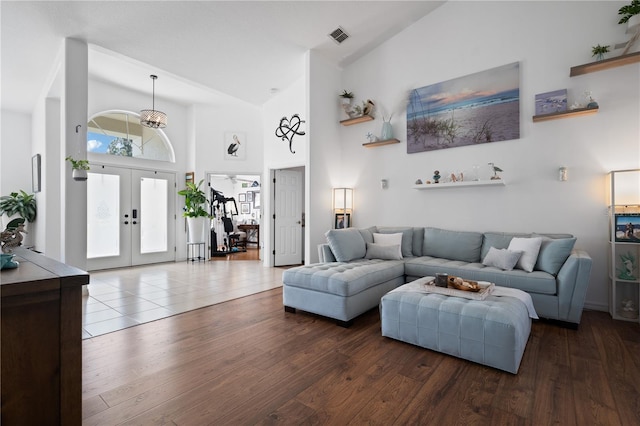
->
535;89;567;115
407;62;520;154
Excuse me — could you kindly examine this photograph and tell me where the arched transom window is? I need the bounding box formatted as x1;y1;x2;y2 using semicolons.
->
87;110;175;162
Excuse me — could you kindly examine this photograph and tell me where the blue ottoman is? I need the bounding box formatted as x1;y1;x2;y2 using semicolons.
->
380;281;531;374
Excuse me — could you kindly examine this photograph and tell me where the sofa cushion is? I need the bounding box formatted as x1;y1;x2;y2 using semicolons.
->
365;243;402;260
508;237;543;272
481;232;531;260
282;259;405;297
325;228;366;262
358;227;377;244
423;227;484;263
482;247;523;271
373;232;403;246
376;227;414;258
533;235;576;275
412;227;425;257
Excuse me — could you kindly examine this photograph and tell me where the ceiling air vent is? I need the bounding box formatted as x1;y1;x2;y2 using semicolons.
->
329;27;349;44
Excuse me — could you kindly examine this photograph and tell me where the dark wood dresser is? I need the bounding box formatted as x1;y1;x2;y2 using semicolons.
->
1;248;89;425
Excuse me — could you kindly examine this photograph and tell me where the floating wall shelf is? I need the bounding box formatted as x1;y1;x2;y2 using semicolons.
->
570;51;640;77
340;115;374;126
532;107;598;123
412;180;505;190
362;138;400;148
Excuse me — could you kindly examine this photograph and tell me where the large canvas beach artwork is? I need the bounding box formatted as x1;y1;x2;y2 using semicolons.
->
407;62;520;154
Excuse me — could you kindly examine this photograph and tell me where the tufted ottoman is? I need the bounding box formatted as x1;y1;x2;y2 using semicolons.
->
282;259;405;326
380;280;532;373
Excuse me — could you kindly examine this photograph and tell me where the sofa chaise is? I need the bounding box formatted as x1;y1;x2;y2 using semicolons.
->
282;226;592;327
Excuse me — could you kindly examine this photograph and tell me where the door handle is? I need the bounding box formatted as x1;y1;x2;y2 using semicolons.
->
132;221;138;225
297;221;302;224
124;221;129;225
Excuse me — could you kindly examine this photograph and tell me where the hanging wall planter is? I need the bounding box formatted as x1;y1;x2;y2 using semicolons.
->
65;156;90;181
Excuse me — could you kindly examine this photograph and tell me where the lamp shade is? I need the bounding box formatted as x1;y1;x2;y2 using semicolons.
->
333;188;353;212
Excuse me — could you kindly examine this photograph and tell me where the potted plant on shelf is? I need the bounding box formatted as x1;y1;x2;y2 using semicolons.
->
618;0;640;25
339;90;354;105
65;156;90;181
177;179;212;243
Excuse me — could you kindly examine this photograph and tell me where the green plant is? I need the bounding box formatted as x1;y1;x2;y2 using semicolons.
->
592;44;610;55
339;90;354;99
618;0;640;24
65;156;90;170
177;179;211;218
0;190;37;222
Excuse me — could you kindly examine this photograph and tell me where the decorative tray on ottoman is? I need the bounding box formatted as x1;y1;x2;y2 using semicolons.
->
421;276;495;301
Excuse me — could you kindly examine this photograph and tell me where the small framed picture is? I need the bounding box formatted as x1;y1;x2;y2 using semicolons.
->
224;132;246;160
241;203;250;214
334;213;351;229
535;89;567;115
615;214;640;243
247;191;254;202
238;193;246;202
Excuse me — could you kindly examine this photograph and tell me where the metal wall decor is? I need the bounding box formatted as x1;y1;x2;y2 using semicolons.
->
275;114;305;154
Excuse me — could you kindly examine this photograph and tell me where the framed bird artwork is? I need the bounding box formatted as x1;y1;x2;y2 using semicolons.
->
224;132;246;160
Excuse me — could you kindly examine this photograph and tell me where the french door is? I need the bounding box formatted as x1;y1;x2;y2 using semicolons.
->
86;165;176;270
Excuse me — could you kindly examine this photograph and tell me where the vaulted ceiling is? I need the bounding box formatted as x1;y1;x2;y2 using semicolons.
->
1;1;444;113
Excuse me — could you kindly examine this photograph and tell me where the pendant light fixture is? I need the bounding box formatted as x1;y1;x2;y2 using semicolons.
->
140;74;167;129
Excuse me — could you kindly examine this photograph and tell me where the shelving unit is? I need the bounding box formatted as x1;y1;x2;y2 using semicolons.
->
607;169;640;323
532;106;598;123
570;51;640;77
362;138;400;148
340;115;374;126
412;180;505;190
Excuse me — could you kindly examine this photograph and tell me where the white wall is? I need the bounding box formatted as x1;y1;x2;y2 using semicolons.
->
0;110;32;196
262;75;308;265
338;1;639;311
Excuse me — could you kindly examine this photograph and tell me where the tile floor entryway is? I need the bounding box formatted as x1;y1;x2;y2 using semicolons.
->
82;255;284;339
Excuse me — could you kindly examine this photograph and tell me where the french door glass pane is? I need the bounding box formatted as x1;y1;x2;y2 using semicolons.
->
140;177;168;253
87;173;120;258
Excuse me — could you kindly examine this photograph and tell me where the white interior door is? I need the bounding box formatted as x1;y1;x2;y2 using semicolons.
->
274;169;302;266
87;166;175;270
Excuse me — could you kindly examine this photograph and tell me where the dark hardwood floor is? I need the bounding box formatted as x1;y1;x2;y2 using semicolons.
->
82;288;640;425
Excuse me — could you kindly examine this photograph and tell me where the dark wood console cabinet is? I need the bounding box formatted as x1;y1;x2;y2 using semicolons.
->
1;248;89;425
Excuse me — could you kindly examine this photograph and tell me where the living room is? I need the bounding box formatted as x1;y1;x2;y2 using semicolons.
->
1;1;639;423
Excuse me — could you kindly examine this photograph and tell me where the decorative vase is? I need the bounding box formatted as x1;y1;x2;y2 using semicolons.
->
187;217;207;243
72;169;88;181
381;121;393;140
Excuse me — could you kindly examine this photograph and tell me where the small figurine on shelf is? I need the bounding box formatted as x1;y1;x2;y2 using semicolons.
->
366;132;378;143
433;170;441;184
617;252;637;280
584;90;598;109
415;179;423;185
488;163;503;180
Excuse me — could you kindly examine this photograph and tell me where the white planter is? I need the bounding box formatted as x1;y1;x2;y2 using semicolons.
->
627;14;640;34
186;217;207;243
340;97;352;106
72;169;88;181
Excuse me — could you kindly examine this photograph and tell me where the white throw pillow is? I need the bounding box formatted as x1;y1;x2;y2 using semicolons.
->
507;237;543;272
365;243;403;260
373;232;403;246
482;247;523;271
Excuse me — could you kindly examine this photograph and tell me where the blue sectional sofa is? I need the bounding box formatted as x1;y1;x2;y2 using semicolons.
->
282;226;592;327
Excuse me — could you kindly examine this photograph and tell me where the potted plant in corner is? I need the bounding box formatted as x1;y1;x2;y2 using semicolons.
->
0;190;37;250
178;179;211;243
65;156;90;181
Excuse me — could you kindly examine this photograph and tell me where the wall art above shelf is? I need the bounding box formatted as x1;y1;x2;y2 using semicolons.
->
570;51;640;77
362;138;400;148
532;106;598;123
340;115;374;126
412;180;505;190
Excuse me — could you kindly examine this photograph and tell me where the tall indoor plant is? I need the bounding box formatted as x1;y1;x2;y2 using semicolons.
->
178;179;211;243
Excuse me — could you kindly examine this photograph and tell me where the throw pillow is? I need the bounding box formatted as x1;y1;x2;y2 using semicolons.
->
325;228;366;262
365;243;403;260
373;232;403;246
533;235;577;275
376;227;415;257
482;247;523;271
507;237;543;272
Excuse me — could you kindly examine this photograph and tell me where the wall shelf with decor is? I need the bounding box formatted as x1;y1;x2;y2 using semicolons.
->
570;51;640;77
412;180;505;190
340;115;374;126
607;169;640;323
362;138;400;148
532;107;598;122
